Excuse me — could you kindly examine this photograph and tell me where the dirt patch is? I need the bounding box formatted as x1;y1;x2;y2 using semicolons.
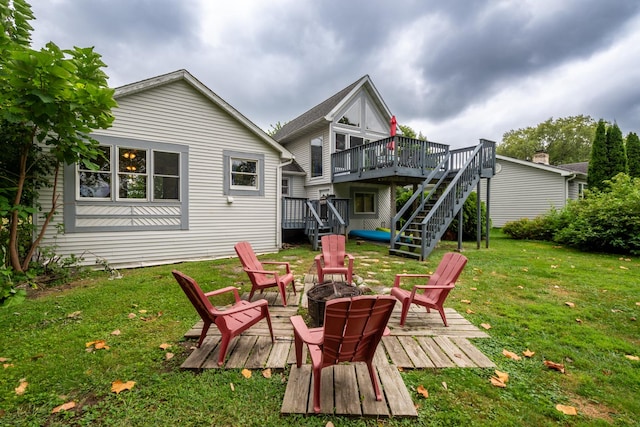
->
25;277;95;300
570;395;616;423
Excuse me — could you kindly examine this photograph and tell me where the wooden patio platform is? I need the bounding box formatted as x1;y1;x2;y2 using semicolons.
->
180;278;495;417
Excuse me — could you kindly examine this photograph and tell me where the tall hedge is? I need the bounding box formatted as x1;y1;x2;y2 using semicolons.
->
627;132;640;178
587;120;609;190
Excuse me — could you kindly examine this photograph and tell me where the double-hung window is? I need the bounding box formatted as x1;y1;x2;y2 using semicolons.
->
223;150;264;196
65;135;189;232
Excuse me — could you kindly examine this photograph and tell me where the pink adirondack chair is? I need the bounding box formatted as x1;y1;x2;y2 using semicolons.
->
172;270;274;366
234;241;296;306
390;252;468;327
315;234;355;284
290;295;396;413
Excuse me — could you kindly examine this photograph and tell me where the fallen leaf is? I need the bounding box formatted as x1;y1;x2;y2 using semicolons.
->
470;287;477;291
165;352;174;360
576;318;582;324
490;377;506;388
4;363;15;369
138;309;148;314
128;313;137;319
326;422;335;427
262;368;272;379
241;369;252;378
15;379;28;395
517;285;524;289
159;343;172;350
466;309;475;314
611;309;622;313
550;265;558;269
480;323;491;330
636;302;640;306
494;370;509;383
522;349;535;358
416;385;429;398
619;266;629;270
556;404;577;415
94;341;109;350
111;380;136;394
441;381;448;390
625;355;639;361
67;311;82;318
230;383;235;391
544;360;565;373
52;401;76;413
565;302;575;308
522;268;528;272
111;330;121;336
0;357;8;362
460;299;471;304
502;349;522;361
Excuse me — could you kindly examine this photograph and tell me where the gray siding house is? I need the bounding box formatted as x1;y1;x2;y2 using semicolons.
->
487;154;587;227
36;70;293;268
274;75;395;232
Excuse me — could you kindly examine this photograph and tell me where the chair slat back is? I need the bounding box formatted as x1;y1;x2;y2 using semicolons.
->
172;270;215;322
425;252;468;301
321;234;346;268
321;296;395;367
234;241;265;282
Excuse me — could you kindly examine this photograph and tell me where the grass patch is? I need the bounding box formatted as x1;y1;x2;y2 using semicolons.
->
1;230;639;426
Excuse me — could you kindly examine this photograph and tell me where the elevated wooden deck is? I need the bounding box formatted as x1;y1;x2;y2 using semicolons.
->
180;279;494;417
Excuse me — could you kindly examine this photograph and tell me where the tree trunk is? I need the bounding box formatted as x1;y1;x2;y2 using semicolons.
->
8;144;29;273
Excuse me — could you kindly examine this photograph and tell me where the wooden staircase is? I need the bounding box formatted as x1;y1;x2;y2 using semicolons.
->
304;197;349;250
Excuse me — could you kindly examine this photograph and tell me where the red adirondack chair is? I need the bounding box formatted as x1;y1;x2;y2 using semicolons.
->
315;234;355;284
290;295;396;413
390;252;468;327
234;241;296;306
172;270;274;366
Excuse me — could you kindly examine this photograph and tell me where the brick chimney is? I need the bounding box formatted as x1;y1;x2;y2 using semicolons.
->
533;151;549;165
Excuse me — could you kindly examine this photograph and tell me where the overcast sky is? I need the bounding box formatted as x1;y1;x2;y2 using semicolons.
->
28;0;640;148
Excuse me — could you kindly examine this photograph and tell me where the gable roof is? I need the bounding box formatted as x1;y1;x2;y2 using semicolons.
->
273;75;392;143
557;162;588;174
497;155;587;178
115;69;293;160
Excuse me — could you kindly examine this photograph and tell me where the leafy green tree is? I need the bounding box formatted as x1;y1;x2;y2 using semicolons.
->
587;120;609;190
0;0;116;273
627;132;640;178
398;124;427;140
498;115;596;164
267;121;286;137
606;122;627;177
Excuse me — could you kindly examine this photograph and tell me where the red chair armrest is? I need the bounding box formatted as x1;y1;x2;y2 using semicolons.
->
290;315;324;345
412;283;455;290
204;286;241;302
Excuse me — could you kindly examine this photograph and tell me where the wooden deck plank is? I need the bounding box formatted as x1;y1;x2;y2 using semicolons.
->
334;365;362;415
202;336;240;369
355;362;390;416
318;367;334;414
397;336;435;368
244;336;273;369
416;337;456;368
287;339;307;365
180;336;220;370
224;335;257;369
377;364;417;417
281;365;311;414
432;336;476;367
382;336;413;367
266;340;291;369
373;344;389;366
450;337;496;368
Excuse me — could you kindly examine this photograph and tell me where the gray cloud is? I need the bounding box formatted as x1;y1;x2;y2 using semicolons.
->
27;0;640;144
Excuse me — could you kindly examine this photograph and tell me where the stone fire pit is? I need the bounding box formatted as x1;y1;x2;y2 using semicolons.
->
307;281;362;327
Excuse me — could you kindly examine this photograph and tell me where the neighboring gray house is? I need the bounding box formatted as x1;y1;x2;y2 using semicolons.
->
36;70;294;268
487;154;588;227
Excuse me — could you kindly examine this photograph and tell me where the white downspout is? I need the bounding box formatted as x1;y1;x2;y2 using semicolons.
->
565;173;577;205
276;158;295;249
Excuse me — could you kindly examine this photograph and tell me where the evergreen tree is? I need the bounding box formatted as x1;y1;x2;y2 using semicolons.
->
587;120;609;190
626;132;640;178
606;122;627;177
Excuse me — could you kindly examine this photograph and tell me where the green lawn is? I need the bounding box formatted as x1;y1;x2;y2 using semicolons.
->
1;230;638;426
